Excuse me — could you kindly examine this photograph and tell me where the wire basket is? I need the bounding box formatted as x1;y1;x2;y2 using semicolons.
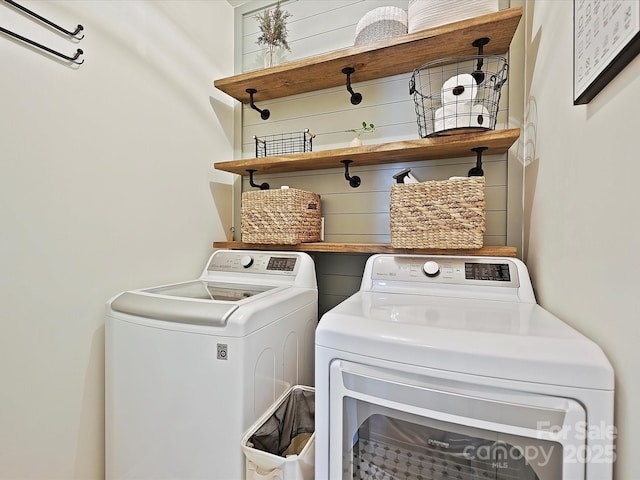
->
254;129;315;158
409;55;508;138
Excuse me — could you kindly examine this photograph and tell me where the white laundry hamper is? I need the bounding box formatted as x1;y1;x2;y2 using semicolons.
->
241;385;315;480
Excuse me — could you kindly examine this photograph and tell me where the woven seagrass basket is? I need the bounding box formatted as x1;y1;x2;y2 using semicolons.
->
241;188;321;245
390;176;485;249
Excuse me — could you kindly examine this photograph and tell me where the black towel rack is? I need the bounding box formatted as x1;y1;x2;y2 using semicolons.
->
0;26;84;63
1;0;84;64
4;0;83;38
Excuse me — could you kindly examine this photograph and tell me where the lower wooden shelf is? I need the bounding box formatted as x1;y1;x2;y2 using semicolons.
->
213;241;517;257
214;129;520;175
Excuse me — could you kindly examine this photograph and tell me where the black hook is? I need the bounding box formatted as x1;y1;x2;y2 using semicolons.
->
246;89;270;120
471;37;490;84
341;160;361;188
341;67;362;105
247;169;270;190
468;147;487;177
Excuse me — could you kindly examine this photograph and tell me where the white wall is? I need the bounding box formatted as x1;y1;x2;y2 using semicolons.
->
0;1;234;478
524;2;639;479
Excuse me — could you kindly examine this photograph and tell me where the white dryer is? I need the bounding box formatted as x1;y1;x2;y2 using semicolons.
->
106;249;317;480
316;254;614;480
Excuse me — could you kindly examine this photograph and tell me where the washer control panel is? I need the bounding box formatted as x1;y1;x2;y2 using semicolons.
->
422;260;440;277
207;251;299;275
371;256;520;288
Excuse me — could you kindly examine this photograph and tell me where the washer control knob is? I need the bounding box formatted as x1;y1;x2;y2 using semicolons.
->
423;261;440;277
240;255;254;268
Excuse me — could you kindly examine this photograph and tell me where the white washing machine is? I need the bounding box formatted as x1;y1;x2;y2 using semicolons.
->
105;249;317;480
316;254;615;480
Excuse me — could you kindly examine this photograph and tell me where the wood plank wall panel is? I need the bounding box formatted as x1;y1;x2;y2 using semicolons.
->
233;0;515;315
312;252;369;316
241;1;409;71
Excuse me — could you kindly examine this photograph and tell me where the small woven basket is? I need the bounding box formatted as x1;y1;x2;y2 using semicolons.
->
241;188;321;245
354;6;408;46
390;176;486;249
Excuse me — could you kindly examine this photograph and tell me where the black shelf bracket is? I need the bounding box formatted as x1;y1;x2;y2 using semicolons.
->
246;88;270;120
342;67;362;105
247;169;269;190
472;37;490;53
469;147;487;177
341;160;361;188
471;37;490;84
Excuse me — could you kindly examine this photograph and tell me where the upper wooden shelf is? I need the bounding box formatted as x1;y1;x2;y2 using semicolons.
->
213;7;523;104
214;128;520;175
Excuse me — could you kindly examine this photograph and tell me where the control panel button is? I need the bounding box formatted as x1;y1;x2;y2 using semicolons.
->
240;255;254;268
422;261;440;277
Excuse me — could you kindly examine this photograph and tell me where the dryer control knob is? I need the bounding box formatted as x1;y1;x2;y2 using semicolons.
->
423;261;440;277
240;255;254;268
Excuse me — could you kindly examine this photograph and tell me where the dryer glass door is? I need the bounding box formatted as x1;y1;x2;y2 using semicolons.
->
329;360;586;480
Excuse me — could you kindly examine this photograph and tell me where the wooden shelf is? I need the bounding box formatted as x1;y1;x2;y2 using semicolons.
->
213;241;517;257
213;7;522;104
214;128;520;175
214;9;523;255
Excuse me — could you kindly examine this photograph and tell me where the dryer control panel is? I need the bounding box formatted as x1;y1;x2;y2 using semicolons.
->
370;256;520;288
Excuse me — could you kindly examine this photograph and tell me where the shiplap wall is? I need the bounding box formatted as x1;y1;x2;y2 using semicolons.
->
231;0;520;315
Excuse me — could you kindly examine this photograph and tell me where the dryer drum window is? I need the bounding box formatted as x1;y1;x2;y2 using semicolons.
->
345;400;561;480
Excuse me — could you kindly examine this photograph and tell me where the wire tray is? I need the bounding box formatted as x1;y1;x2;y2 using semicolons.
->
253;129;315;158
410;55;508;138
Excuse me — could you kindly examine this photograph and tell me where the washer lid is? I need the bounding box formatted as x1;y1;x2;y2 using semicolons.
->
144;280;274;301
108;279;275;326
316;292;613;390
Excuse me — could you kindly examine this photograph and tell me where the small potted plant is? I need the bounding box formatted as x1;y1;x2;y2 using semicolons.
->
348;121;376;146
256;1;292;68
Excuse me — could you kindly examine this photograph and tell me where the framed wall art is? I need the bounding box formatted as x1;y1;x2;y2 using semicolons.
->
574;0;640;105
